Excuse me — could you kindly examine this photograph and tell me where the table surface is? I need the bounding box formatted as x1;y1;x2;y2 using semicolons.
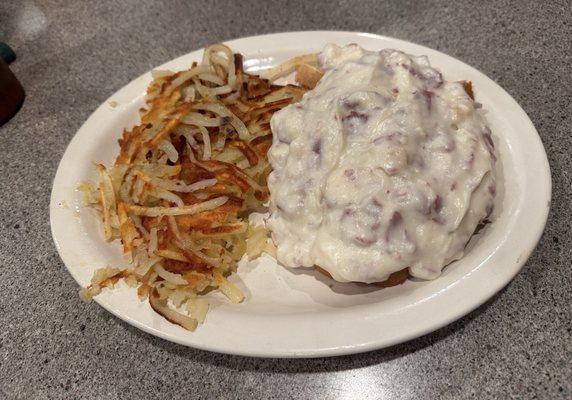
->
1;0;570;399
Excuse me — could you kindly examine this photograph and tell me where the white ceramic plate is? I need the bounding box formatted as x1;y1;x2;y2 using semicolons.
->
50;31;551;358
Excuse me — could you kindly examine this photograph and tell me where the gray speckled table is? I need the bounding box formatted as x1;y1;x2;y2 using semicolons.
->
0;0;570;399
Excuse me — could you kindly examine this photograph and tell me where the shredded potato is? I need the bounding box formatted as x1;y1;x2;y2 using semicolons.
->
295;64;324;89
81;44;306;331
261;53;318;82
125;196;229;217
187;298;209;324
246;224;270;260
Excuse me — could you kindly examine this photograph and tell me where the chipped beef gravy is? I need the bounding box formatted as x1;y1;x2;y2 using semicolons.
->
267;44;496;283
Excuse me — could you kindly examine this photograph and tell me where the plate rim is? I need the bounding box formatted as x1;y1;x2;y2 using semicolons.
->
50;30;551;358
